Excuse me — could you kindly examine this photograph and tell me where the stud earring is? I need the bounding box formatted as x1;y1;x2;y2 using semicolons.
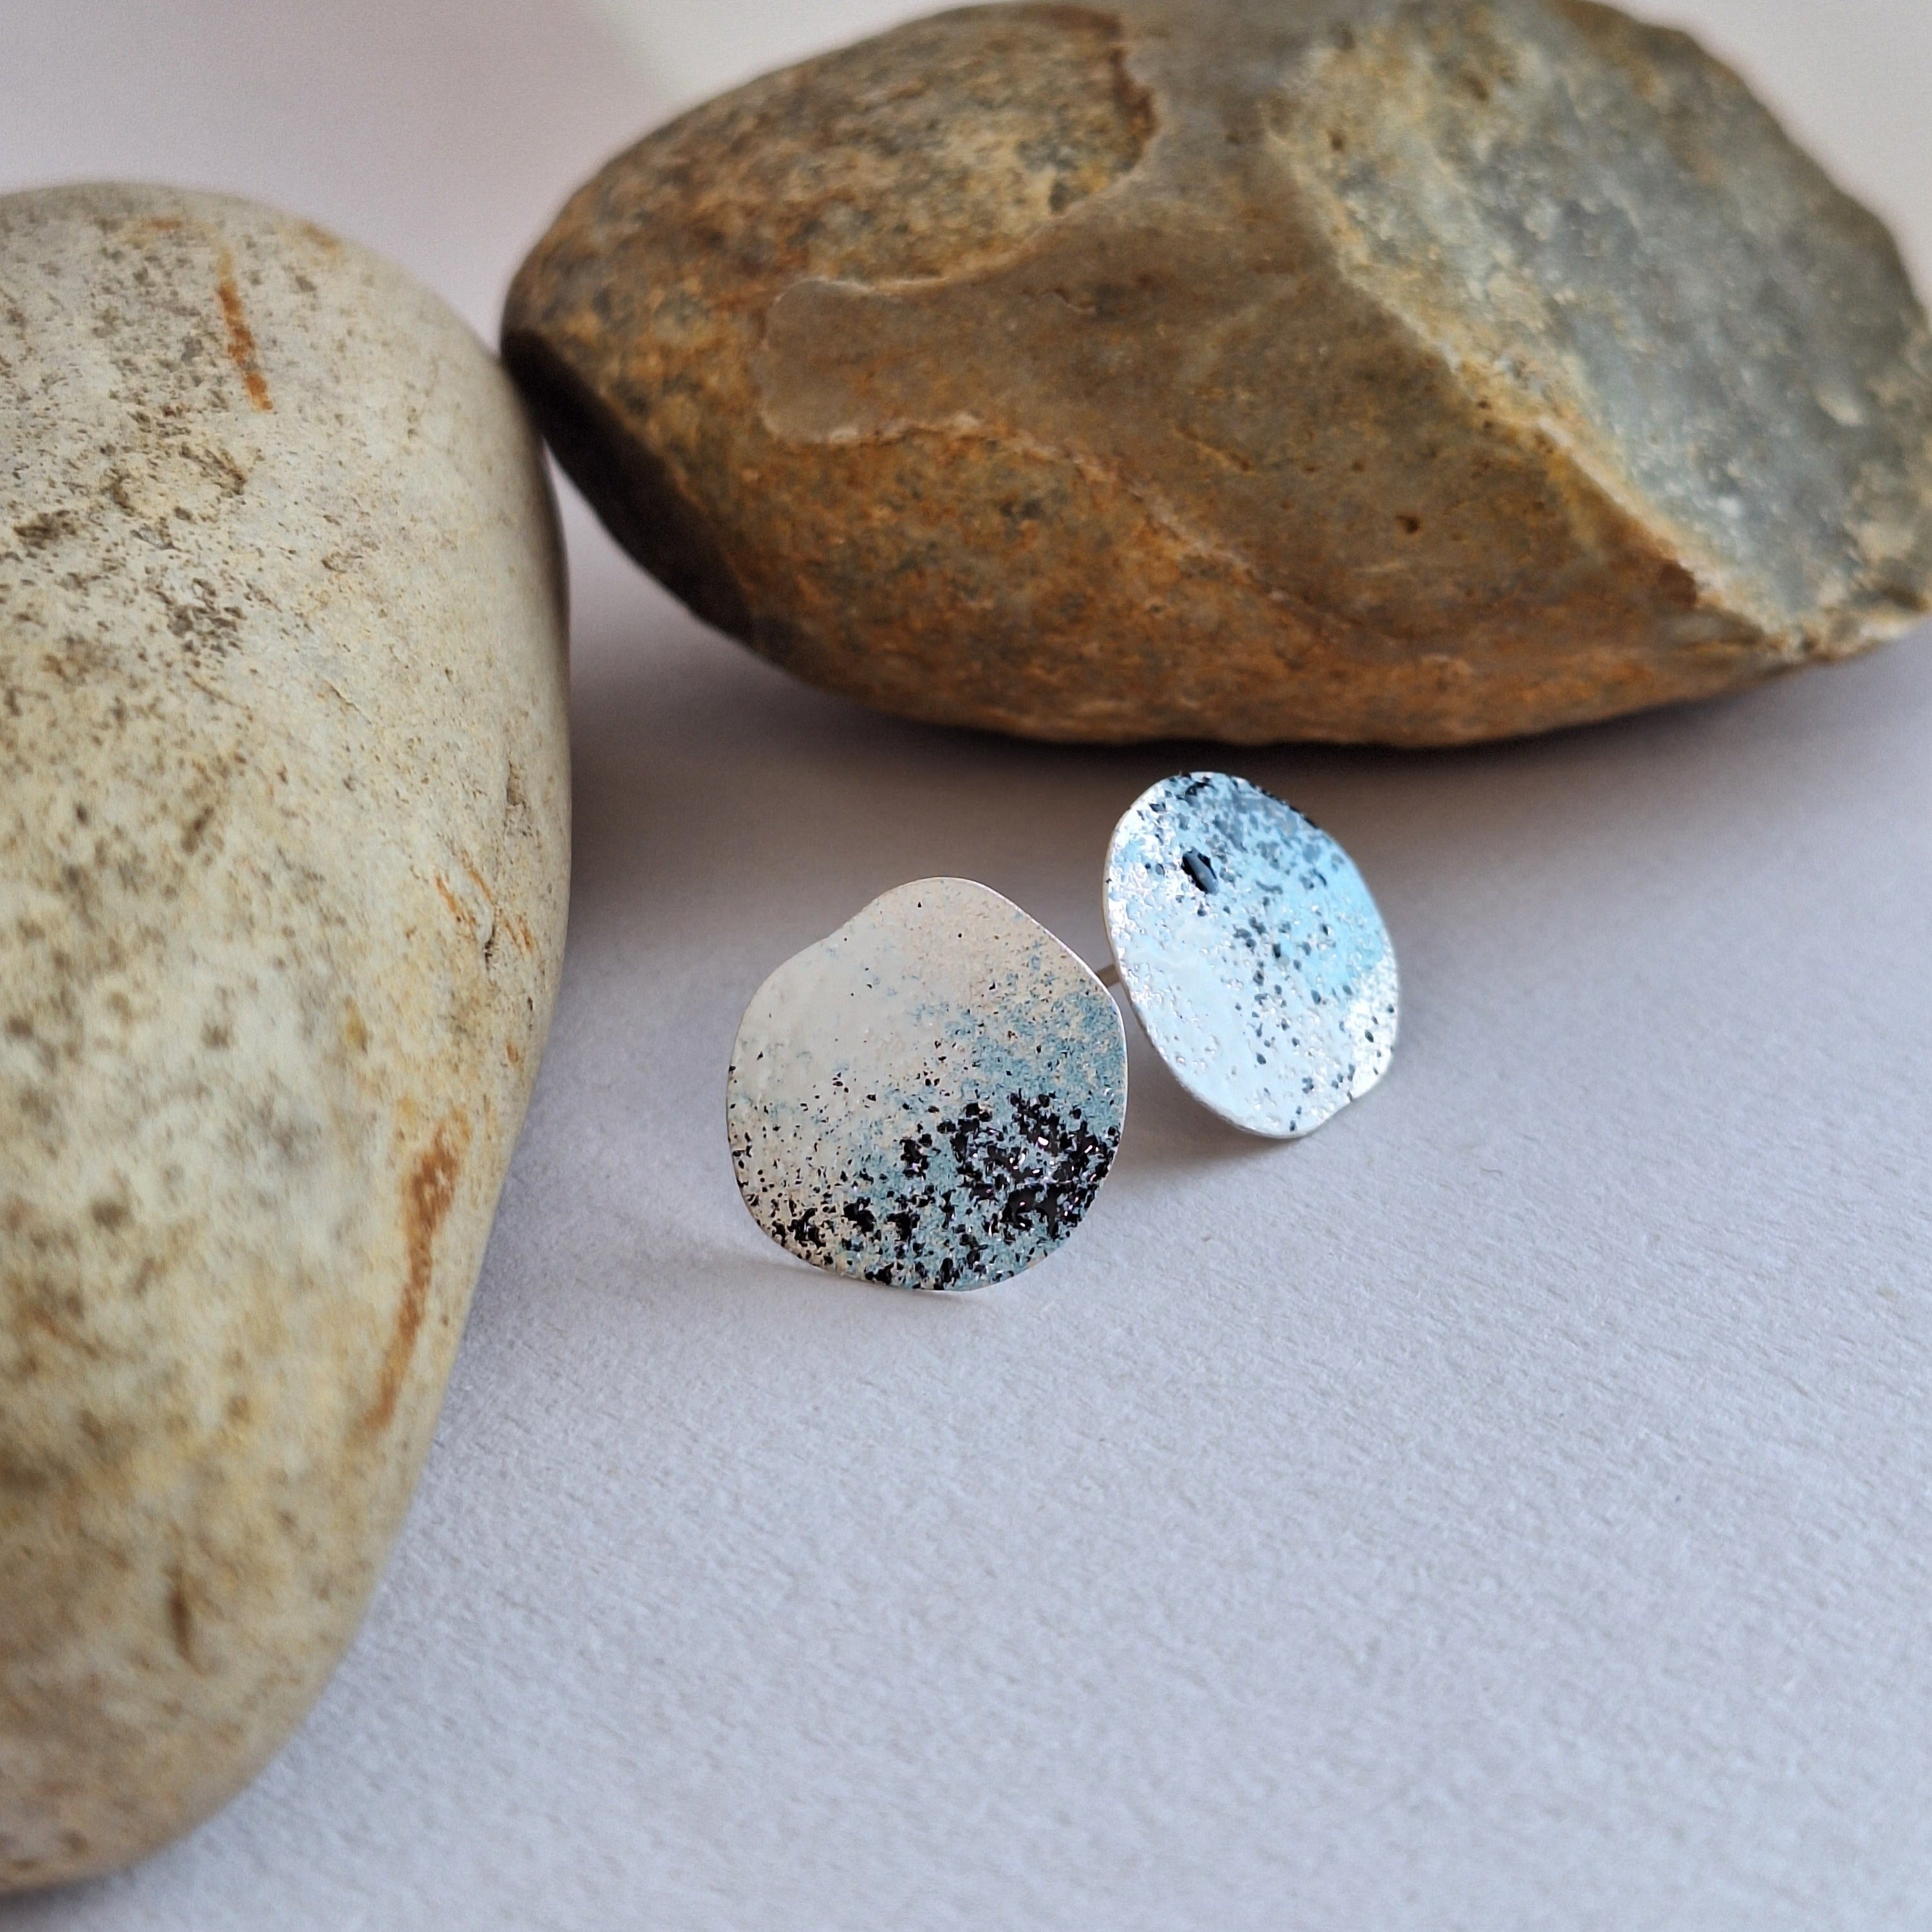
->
726;876;1129;1293
1100;772;1398;1139
726;774;1397;1291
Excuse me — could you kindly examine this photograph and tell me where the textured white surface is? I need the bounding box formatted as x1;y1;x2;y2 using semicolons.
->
3;2;1931;1926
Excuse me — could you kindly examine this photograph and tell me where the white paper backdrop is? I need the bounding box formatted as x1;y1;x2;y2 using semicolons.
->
4;3;1931;1926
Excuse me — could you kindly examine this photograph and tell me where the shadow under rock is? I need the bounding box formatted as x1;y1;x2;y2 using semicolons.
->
570;563;1932;952
561;506;1932;1205
565;599;1157;955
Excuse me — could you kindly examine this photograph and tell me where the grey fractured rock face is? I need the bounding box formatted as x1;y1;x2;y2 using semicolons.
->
1;186;569;1890
505;0;1932;747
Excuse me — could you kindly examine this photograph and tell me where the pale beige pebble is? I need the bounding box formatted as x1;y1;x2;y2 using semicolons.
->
0;184;570;1890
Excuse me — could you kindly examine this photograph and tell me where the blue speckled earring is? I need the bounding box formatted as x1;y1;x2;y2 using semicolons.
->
1100;773;1399;1139
726;774;1397;1293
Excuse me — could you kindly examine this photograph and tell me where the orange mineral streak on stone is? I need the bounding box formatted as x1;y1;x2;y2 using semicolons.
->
166;1565;196;1670
214;255;272;412
363;1115;470;1436
462;858;537;957
434;870;475;933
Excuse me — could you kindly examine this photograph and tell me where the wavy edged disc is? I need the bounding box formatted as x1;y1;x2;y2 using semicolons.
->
1103;775;1397;1138
727;878;1127;1289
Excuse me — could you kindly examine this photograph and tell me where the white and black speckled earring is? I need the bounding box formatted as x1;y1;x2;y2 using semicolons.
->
725;773;1398;1293
726;876;1128;1294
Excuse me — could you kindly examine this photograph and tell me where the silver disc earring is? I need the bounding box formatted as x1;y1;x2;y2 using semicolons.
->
726;877;1129;1292
1101;773;1399;1139
726;775;1397;1291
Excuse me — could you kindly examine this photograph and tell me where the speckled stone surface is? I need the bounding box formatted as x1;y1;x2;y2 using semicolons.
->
1104;774;1397;1137
503;0;1932;747
728;879;1127;1289
0;185;569;1890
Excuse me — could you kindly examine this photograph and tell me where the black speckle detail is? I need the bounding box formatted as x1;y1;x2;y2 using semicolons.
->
733;1085;1120;1293
1181;850;1220;894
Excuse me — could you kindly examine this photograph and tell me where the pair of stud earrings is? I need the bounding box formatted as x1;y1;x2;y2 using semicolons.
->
726;773;1399;1291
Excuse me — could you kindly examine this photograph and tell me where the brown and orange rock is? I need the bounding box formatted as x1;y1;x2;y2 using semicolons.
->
506;0;1932;744
1;186;569;1888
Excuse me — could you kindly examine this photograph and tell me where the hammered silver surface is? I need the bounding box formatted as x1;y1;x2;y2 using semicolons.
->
1103;774;1398;1138
727;878;1127;1290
